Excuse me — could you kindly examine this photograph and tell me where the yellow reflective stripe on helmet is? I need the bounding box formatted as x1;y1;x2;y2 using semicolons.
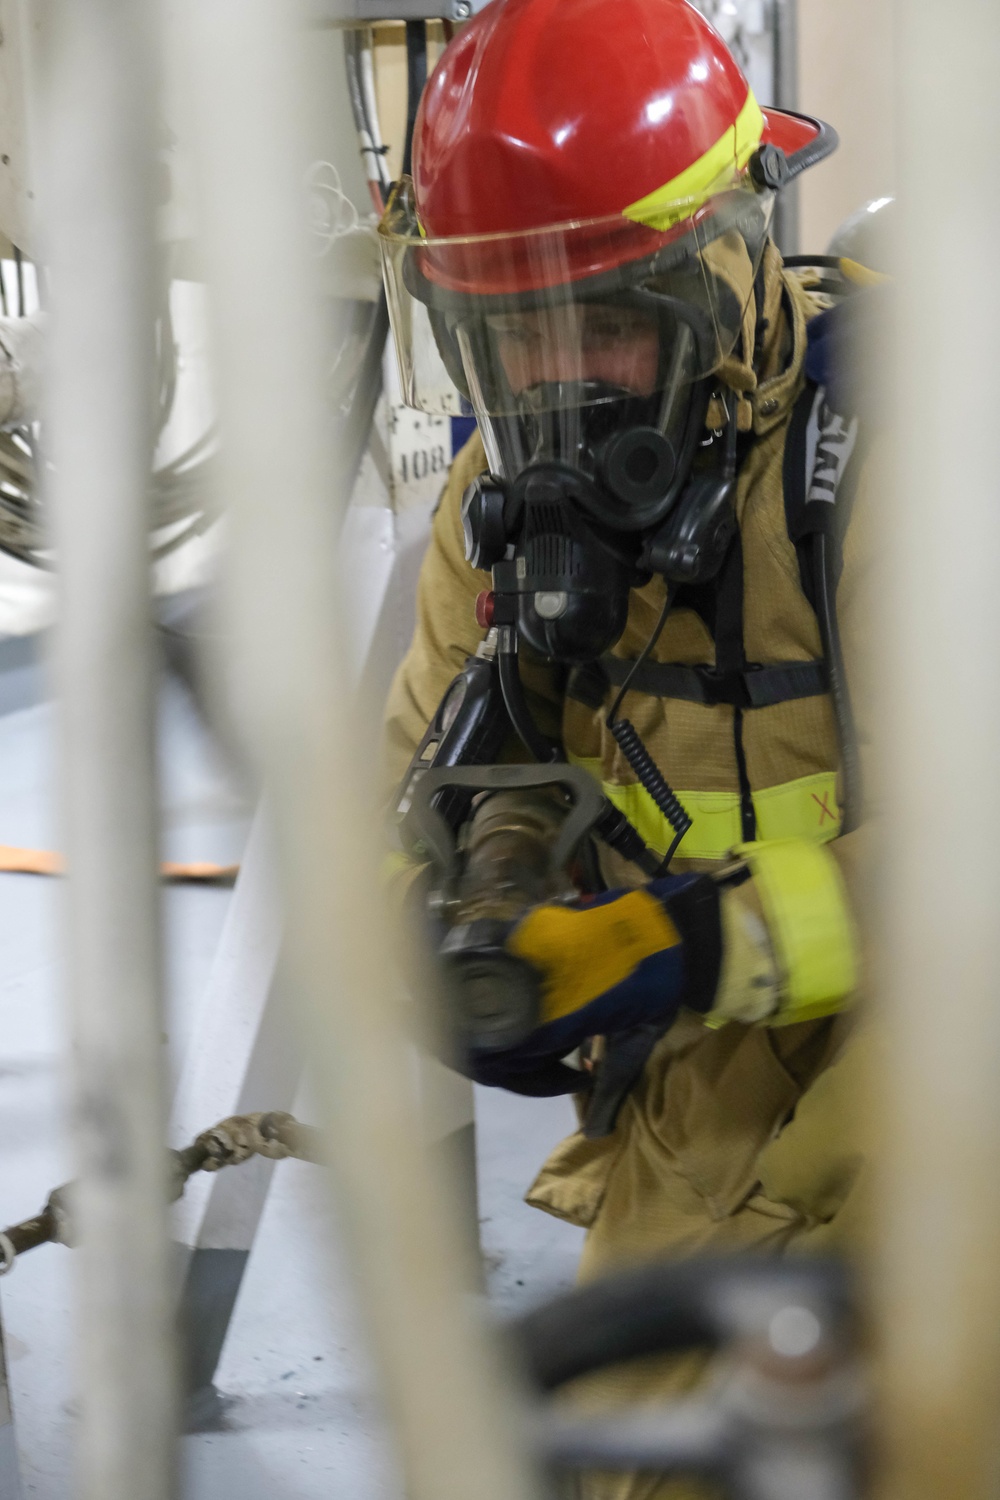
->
735;838;858;1023
623;89;765;232
568;756;840;862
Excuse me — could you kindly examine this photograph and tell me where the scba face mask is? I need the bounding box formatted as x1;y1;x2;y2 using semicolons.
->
457;380;737;664
451;291;720;662
380;182;770;660
456;298;709;528
378;0;839;663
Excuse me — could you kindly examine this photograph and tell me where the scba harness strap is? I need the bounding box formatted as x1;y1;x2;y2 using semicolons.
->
783;294;869;606
564;293;870;860
570;654;828;711
567;298;866;717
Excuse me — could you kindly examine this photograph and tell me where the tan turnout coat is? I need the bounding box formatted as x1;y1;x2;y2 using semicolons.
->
382;242;877;1499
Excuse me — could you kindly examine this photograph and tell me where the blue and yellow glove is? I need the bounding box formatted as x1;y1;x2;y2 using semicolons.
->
441;873;723;1117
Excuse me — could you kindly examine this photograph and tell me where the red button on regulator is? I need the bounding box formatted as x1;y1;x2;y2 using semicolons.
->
475;590;495;629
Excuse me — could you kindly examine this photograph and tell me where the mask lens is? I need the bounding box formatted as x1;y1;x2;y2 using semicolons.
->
484;303;661;401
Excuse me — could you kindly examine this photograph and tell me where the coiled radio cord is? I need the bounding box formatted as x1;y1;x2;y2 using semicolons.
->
497;628;664;878
606;591;692;873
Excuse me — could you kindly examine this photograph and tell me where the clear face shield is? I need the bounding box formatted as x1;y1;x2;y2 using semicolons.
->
380;177;774;529
379;176;774;661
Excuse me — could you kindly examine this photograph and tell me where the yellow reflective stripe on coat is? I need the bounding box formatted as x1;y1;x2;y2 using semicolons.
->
735;839;858;1023
569;756;841;862
622;89;764;232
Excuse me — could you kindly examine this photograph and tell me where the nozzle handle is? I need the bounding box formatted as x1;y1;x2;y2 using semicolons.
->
401;763;605;885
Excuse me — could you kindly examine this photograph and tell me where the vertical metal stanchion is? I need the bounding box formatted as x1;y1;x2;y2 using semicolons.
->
174;3;542;1498
40;2;177;1497
771;0;799;256
878;3;1000;1497
0;1295;22;1500
170;808;297;1425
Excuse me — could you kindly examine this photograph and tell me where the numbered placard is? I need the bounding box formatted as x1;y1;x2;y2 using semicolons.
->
387;405;453;511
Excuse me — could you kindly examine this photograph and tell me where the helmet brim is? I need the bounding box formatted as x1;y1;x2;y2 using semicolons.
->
383;178;772;306
760;109;839;179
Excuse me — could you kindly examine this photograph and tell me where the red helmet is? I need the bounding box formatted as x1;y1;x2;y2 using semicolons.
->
379;0;836;508
420;0;753;238
405;0;833;294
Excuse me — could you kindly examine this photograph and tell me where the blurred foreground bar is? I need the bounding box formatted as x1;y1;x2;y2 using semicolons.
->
172;2;542;1498
42;0;178;1497
879;3;1000;1497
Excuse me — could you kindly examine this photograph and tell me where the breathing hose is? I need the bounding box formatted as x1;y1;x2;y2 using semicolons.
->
497;646;561;765
497;636;663;878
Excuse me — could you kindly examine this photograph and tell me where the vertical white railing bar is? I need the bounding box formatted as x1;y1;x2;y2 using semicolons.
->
174;3;542;1498
40;0;177;1496
879;2;1000;1496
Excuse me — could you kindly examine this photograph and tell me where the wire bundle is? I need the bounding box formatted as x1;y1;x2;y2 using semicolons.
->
0;258;218;569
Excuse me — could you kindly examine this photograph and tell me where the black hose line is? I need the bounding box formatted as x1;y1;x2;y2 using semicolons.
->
594;803;663;879
514;1256;853;1394
497;647;562;765
497;640;664;877
401;21;428;181
814;532;862;834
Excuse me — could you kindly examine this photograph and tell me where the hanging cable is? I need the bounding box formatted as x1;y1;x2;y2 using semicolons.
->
497;643;562;764
605;591;692;872
401;22;428;182
344;27;389;213
496;636;664;879
603;389;739;870
358;30;391;196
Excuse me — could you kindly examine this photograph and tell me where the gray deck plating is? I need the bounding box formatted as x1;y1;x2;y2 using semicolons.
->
0;644;583;1497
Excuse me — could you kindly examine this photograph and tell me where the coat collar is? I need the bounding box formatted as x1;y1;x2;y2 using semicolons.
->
708;239;824;438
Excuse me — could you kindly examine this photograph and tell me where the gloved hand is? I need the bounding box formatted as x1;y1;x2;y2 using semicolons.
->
444;873;723;1101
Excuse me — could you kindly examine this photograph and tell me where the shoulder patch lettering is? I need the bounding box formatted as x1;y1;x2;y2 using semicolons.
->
804;385;859;506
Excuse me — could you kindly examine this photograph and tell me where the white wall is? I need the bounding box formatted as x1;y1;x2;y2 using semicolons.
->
797;0;896;252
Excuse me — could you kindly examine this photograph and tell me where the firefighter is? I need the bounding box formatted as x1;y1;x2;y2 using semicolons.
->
380;0;875;1491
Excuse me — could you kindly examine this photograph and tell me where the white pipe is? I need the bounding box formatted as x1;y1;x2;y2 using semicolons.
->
39;2;177;1497
0;312;45;425
878;3;1000;1496
172;4;542;1498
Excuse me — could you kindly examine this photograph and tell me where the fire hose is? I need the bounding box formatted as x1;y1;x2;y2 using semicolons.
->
1;1113;867;1495
0;1109;324;1275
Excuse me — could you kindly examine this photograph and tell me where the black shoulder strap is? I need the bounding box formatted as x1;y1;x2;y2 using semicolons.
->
784;284;887;609
783;287;880;834
783;376;863;609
